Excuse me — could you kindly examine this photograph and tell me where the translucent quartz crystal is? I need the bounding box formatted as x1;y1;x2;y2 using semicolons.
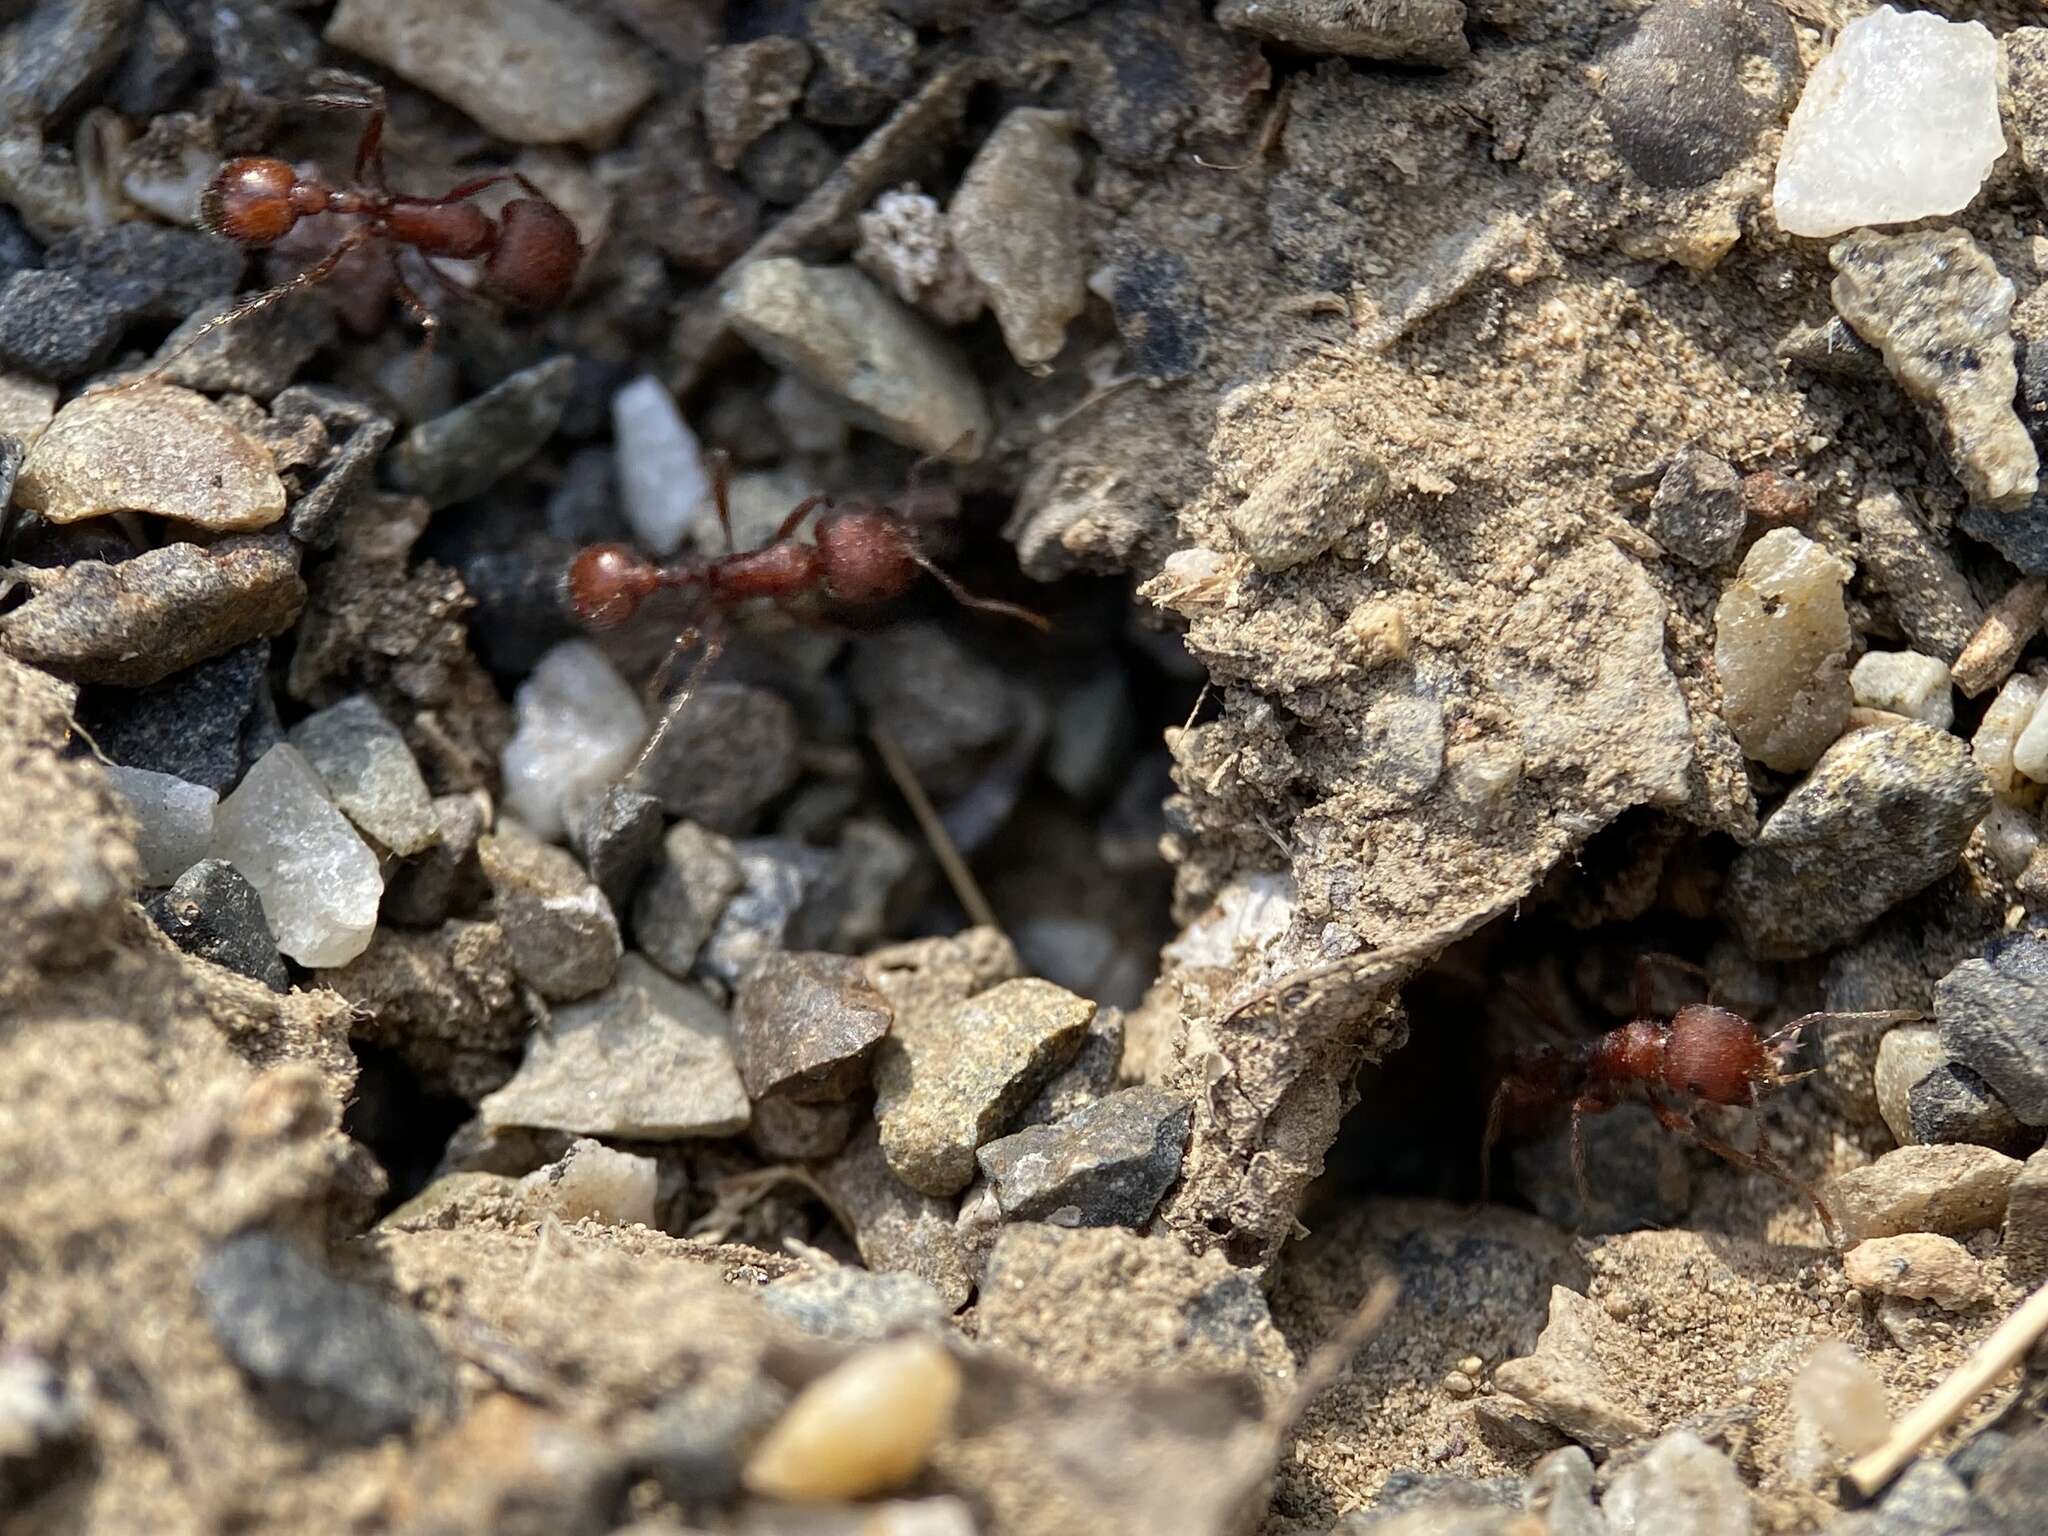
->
1774;7;2003;238
500;640;648;841
210;743;382;967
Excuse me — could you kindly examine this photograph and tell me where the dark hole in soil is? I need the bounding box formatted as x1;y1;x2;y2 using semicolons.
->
343;1043;473;1214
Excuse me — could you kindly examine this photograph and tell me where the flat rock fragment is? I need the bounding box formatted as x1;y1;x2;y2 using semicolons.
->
1936;934;2048;1124
1494;1286;1654;1451
478;821;622;1002
1829;1143;2022;1240
975;1086;1191;1228
733;951;894;1103
948;109;1087;372
288;693;439;856
1712;527;1852;772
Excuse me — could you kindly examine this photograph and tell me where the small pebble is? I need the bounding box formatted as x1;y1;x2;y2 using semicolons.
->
696;837;838;989
1604;0;1798;190
632;682;801;832
323;0;655;144
210;742;383;968
1971;675;2041;794
702;36;811;170
516;1138;657;1227
760;1269;949;1344
1494;1286;1654;1451
145;857;290;991
500;640;647;842
1215;0;1466;65
1774;7;2004;239
288;694;439;856
0;269;125;380
856;187;984;325
106;763;216;886
742;1337;961;1502
1831;228;2036;512
382;792;490;929
1723;723;1990;960
1830;1143;2023;1240
1603;1431;1754;1536
611;374;711;558
1873;1022;1945;1145
1227;436;1390;575
633;819;743;979
196;1230;454;1442
974;1085;1191;1228
1850;651;1953;731
14;384;286;531
1842;1234;1985;1309
1953;576;2048;697
874;977;1096;1197
571;784;664;912
386;356;576;511
949;109;1086;371
44;221;242;323
722;259;992;461
286;418;394;552
1713;527;1852;772
478;820;622;1002
1105;246;1208;382
1936;933;2048;1124
479;953;749;1138
802;0;917;126
734;951;894;1103
1855;486;1982;667
1648;448;1744;567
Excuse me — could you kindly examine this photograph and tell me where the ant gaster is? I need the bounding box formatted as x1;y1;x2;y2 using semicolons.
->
1481;960;1913;1245
193;76;580;347
566;454;1048;768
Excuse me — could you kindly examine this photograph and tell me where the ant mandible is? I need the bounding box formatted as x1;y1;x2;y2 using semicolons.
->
1481;958;1914;1246
566;452;1049;767
193;73;581;348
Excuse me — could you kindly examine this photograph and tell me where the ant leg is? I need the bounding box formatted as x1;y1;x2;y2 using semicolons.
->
302;72;390;189
1646;1095;1839;1246
1568;1094;1603;1224
774;493;834;545
908;550;1052;633
631;620;728;780
130;225;378;390
1633;952;1713;1015
1480;1079;1513;1204
388;259;444;378
414;171;553;210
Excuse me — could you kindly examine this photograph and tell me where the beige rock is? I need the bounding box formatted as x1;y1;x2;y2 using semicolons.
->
1713;528;1853;772
15;384;286;531
1830;1143;2022;1240
517;1138;657;1227
1872;1023;1944;1145
1842;1233;1985;1308
743;1337;961;1501
949;110;1087;372
722;260;991;462
1971;674;2042;793
1493;1286;1654;1451
0;371;56;447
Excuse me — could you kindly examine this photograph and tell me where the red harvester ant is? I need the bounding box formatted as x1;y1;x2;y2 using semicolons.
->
1481;958;1914;1245
193;74;580;348
566;452;1048;766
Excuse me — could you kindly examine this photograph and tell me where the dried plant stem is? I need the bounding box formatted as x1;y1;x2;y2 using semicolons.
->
871;725;1000;933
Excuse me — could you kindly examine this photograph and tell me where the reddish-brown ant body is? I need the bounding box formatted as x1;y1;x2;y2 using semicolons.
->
1482;962;1913;1245
566;455;1047;768
194;75;580;345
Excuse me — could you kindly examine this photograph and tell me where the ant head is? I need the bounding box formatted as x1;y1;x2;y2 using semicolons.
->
1662;1003;1765;1105
815;506;922;605
567;543;659;627
483;199;582;312
201;157;304;246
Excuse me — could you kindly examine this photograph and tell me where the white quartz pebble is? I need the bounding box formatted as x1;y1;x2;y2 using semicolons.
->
500;640;648;842
612;374;711;557
1850;650;1954;730
209;743;382;967
1973;675;2043;794
1773;7;2004;239
106;765;217;886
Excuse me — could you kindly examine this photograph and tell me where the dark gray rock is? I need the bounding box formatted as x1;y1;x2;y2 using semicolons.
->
152;289;337;400
733;950;893;1102
382;793;490;929
386;356;576;510
697;837;840;988
75;641;269;795
1937;933;2048;1125
1948;1429;2015;1488
111;3;197;117
849;623;1019;798
478;823;622;1003
0;269;125;381
634;820;742;978
1511;1101;1692;1233
0;1349;87;1509
1976;1424;2048;1536
1648;447;1744;567
45;222;243;325
1109;246;1207;382
1601;0;1798;189
574;783;665;911
1830;1460;1980;1536
975;1085;1190;1228
1014;1003;1125;1130
195;1231;454;1443
287;418;394;550
545;446;629;546
0;207;41;279
1961;492;2048;577
1856;487;1982;665
1778;314;1888;384
632;681;801;831
1907;1062;2032;1152
147;859;290;991
1724;724;1992;960
633;1376;786;1509
759;1268;947;1342
196;0;321;96
803;0;916;126
0;0;139;128
737;119;838;205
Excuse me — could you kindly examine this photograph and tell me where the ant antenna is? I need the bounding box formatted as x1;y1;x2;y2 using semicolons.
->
909;550;1051;633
